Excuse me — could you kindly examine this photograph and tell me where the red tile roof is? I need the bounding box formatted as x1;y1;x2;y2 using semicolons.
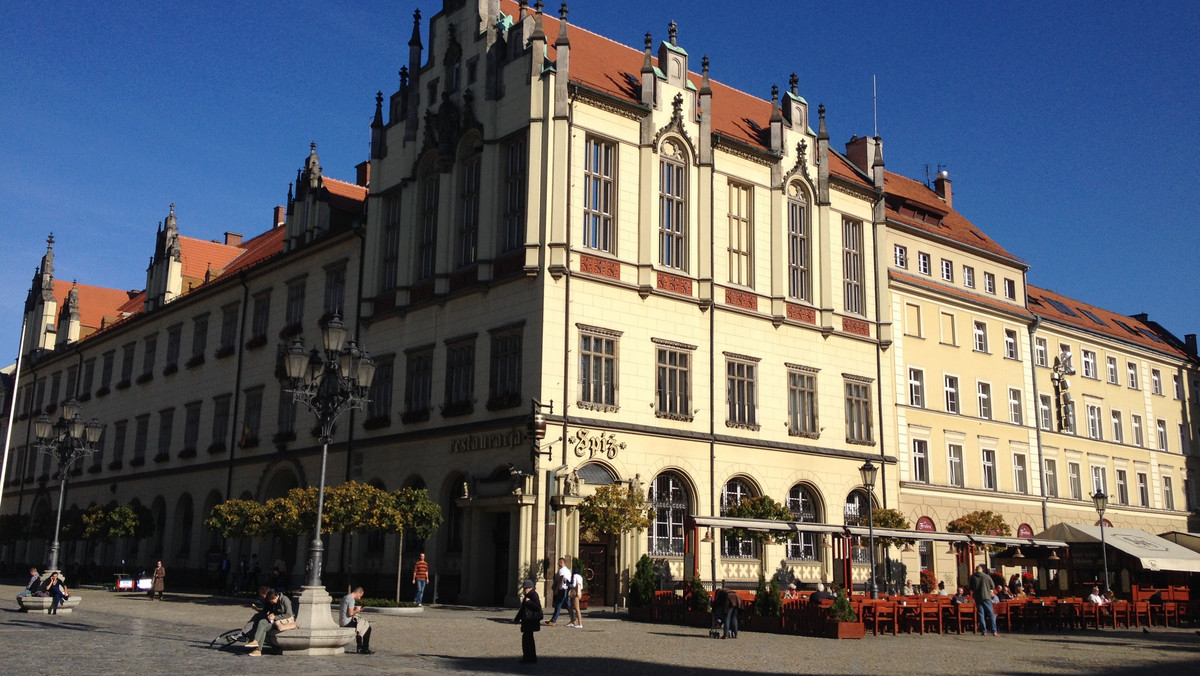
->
323;176;368;214
1027;284;1187;358
51;280;139;334
884;171;1021;265
219;226;286;277
179;236;244;280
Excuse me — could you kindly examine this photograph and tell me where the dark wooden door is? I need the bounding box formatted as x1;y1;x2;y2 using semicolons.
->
580;543;607;606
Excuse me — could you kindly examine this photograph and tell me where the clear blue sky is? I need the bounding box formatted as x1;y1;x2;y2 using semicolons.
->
3;1;1199;364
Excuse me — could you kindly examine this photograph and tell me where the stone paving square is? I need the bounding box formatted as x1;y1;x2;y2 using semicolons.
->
2;585;1198;675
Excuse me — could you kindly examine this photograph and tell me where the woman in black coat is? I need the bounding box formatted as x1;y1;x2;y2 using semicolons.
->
518;579;542;664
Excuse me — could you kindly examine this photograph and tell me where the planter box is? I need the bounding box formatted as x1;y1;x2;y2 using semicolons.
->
826;620;865;639
17;595;82;614
628;605;652;622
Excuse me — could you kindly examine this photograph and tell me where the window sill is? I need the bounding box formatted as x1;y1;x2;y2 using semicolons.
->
725;421;761;432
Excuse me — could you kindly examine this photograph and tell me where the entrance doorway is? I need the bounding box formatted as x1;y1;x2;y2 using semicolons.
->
580;542;607;606
491;512;511;606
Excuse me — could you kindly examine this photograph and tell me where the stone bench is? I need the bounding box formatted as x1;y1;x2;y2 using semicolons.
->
17;594;82;614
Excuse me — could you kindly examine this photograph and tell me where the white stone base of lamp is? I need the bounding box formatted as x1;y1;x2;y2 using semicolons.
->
363;605;424;615
272;586;355;656
17;595;82;614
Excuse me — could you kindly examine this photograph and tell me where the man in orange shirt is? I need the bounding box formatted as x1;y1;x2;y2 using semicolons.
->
413;553;429;606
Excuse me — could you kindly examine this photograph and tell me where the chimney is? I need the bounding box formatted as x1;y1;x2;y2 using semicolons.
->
224;232;243;247
273;206;286;229
1186;334;1197;356
844;135;877;176
934;170;953;208
356;160;371;188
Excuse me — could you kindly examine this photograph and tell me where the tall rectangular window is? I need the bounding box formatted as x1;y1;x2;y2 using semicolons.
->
1173;374;1183;400
323;266;346;316
788;192;810;300
948;444;965;487
285;281;305;329
156;408;174;461
842;219;864;315
1112;411;1124;443
844;379;873;444
963;265;975;288
908;368;925;407
443;338;476;415
417;168;439;280
912;439;929;483
1082;350;1097;378
1091;465;1107;495
977;382;992;419
1004;278;1016;299
1044;459;1058;498
1156;419;1168;451
211;394;231;452
1086;404;1103;440
1068;462;1082;500
1132;415;1144;446
501;134;528;253
726;357;759;428
404;348;434;420
973;321;988;352
1137;472;1149;506
242;388;263;447
981;449;997;490
366;358;394;422
655;345;692;420
165;325;181;369
82;358;96;394
940;312;957;346
917;252;931;275
380;194;401;291
580;329;619;410
944;375;960;414
1039;394;1053;430
217;305;238;353
142;334;157;377
1115;469;1128;505
582;137;615;252
132;414;149;464
120;343;136;385
984;272;996;294
1152;369;1163;395
787;368;818;437
1127;362;1139;389
1035;338;1047;367
940;259;953;282
1163;476;1175;510
1009;388;1022;424
1005;329;1018;359
659;152;687;270
1106;356;1118;384
183;401;201;455
111;420;128;467
457;153;481;267
251;291;271;340
727;182;753;287
488;326;523;410
893;244;907;268
1013;453;1028;493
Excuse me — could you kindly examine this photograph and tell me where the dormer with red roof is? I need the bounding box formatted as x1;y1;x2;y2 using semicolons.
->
144;203;184;312
54;282;81;348
283;143;367;253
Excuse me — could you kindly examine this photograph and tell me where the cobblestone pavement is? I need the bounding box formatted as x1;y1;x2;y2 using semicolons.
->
2;585;1197;675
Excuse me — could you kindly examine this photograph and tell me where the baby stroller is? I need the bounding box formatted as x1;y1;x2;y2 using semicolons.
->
709;612;723;639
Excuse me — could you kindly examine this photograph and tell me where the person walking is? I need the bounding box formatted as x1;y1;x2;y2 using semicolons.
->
412;553;430;606
150;561;166;600
969;564;998;636
340;586;374;654
517;579;542;664
566;564;585;628
546;557;571;626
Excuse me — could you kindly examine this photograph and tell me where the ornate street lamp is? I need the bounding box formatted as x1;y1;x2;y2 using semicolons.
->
1092;490;1110;593
278;314;375;653
859;459;879;599
33;397;103;573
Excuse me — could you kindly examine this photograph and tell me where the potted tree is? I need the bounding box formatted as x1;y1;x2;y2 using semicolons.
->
628;554;656;621
827;586;865;639
684;570;711;627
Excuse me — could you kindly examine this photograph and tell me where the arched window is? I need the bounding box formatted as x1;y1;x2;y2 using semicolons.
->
720;478;756;558
844;490;871;563
785;484;820;561
648;472;689;556
658;140;688;271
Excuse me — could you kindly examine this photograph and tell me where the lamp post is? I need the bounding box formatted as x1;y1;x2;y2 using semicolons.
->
33;397;103;573
278;314;375;654
859;460;879;599
1092;490;1110;593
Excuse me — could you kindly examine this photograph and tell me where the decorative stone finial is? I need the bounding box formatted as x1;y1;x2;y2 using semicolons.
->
668;21;677;45
560;2;568;20
790;73;798;95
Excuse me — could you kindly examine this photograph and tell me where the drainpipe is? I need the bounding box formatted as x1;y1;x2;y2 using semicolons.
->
225;274;250;505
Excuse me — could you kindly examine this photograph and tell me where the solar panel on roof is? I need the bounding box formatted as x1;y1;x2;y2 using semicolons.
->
1078;309;1107;326
1045;298;1079;317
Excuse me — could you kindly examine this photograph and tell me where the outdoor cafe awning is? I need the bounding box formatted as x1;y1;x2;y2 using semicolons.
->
686;515;845;535
1038;523;1200;573
684;517;1067;549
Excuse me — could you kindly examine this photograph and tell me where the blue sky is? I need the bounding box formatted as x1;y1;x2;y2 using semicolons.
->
3;1;1199;363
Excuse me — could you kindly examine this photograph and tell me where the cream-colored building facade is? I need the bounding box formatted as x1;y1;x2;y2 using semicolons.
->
3;0;1196;605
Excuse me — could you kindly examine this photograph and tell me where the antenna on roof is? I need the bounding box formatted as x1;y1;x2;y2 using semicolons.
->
872;74;878;138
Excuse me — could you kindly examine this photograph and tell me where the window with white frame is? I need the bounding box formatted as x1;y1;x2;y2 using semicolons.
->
655;343;692;420
941;259;953;282
1174;374;1183;400
1115;469;1128;505
1106;356;1118;384
1004;329;1018;359
1035;338;1048;367
981;449;997;490
842;219;864;315
727;181;753;287
1163;476;1175;510
788;189;811;301
977;382;992;419
908;368;925;408
580;328;619;410
582;136;615;252
659;144;688;271
1132;415;1144;446
648;471;689;556
844;378;874;444
944;375;960;414
973;321;988;352
1156;419;1168;451
1091;465;1107;495
917;252;931;275
912;439;929;483
963;265;975;288
1127;362;1139;389
1086;404;1103;440
948;444;965;487
1082;350;1097;379
1003;278;1016;299
984;272;996;294
1009;388;1022;424
1014;453;1028;493
1111;411;1124;443
1152;369;1162;395
787;367;819;437
1039;394;1053;430
720;478;758;557
785;484;820;560
726;355;759;429
1068;462;1082;500
894;244;907;268
1137;472;1149;506
1044;459;1058;498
